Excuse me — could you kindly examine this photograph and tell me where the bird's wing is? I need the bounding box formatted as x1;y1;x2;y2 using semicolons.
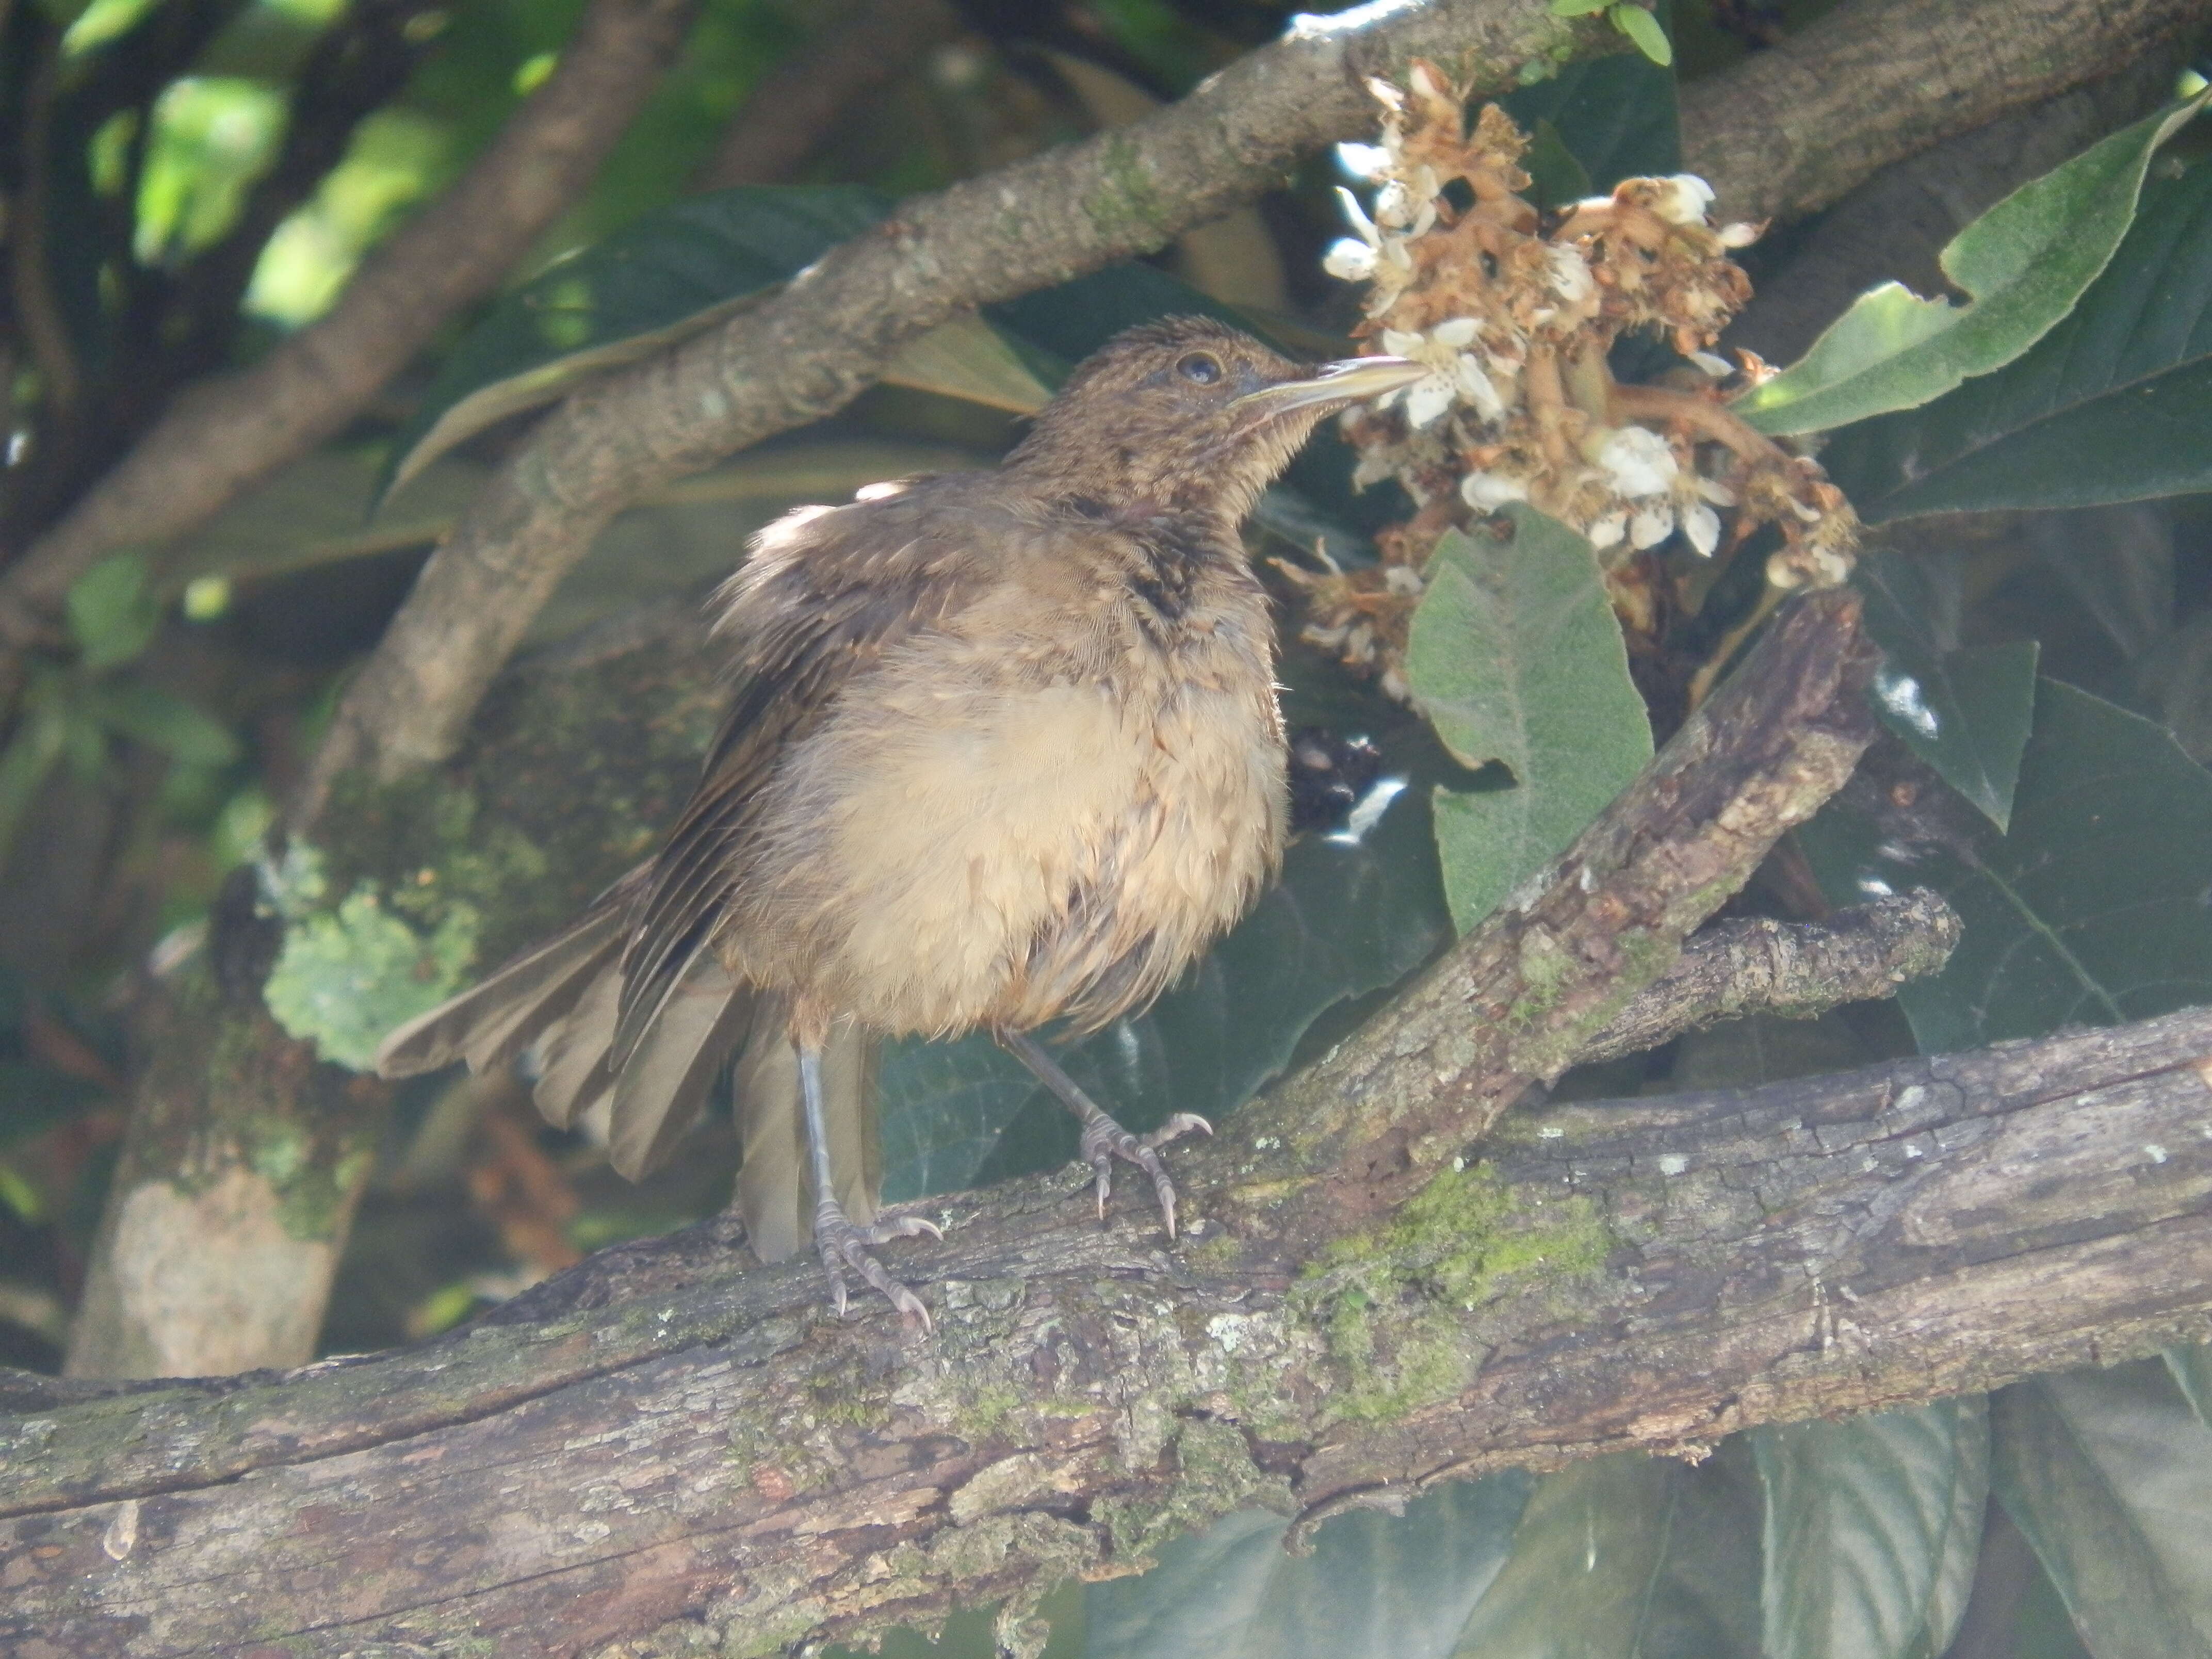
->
611;479;1001;1065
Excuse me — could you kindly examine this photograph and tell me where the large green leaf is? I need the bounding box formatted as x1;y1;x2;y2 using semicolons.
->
1446;1449;1763;1659
1410;510;1653;933
1731;94;2208;436
1993;1362;2212;1659
1752;1397;1988;1659
1824;154;2212;518
1799;679;2212;1053
1084;1476;1532;1659
1856;548;2038;831
79;682;242;766
380;187;941;500
64;553;161;671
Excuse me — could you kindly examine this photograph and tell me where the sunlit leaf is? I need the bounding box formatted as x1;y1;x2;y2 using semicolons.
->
1753;1398;1988;1659
1611;5;1672;68
1799;680;2212;1053
1857;548;2038;830
1732;94;2209;436
1993;1362;2212;1659
1410;511;1652;933
379;186;894;502
64;553;160;671
1824;153;2212;517
1085;1477;1532;1659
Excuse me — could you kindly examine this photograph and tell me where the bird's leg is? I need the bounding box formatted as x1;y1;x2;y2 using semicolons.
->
997;1029;1210;1238
800;1044;938;1329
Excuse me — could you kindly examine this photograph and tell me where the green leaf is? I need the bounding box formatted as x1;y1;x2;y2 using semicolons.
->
1732;94;2209;436
80;681;242;766
1824;154;2212;518
1410;510;1652;933
1610;5;1672;67
1857;548;2038;830
379;187;895;503
64;552;161;671
1520;119;1595;213
0;679;71;867
1752;1398;1988;1659
1499;31;1679;190
1084;1476;1533;1659
1798;679;2212;1052
1993;1362;2212;1659
1447;1450;1763;1658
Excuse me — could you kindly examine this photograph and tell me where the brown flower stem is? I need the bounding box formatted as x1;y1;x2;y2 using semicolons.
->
1609;380;1788;465
1524;342;1571;470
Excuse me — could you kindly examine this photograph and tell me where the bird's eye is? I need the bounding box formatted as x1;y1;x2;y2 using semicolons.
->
1176;351;1224;384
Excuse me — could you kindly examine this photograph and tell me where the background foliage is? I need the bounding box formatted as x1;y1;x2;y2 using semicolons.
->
4;2;2212;1656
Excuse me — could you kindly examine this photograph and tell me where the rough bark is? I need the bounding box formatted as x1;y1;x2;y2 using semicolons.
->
7;1000;2209;1655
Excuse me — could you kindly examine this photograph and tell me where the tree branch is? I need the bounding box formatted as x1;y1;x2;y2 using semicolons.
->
1573;887;1961;1068
1678;0;2208;224
0;0;700;642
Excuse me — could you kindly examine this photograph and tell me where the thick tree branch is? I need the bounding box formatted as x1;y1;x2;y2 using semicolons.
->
0;0;700;641
7;1002;2207;1653
1678;0;2207;224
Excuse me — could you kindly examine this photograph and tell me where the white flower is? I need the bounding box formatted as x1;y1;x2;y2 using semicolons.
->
1546;245;1593;303
1630;503;1675;549
1372;179;1436;235
1652;173;1716;225
1336;141;1391;180
1378;322;1504;429
1682;500;1721;556
1686;349;1733;379
1696;474;1737;507
1587;510;1628;549
1597;426;1678;498
1717;221;1761;249
1461;470;1530;511
1323;238;1378;281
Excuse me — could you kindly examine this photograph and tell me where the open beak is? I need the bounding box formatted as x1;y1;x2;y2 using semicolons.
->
1232;355;1428;417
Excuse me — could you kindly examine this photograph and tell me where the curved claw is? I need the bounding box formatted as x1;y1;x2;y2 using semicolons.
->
815;1202;933;1332
1078;1111;1212;1240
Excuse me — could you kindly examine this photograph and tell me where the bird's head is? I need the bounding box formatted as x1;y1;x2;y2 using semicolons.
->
1004;316;1424;522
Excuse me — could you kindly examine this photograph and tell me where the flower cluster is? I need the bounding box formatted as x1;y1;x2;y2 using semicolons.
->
1283;66;1858;693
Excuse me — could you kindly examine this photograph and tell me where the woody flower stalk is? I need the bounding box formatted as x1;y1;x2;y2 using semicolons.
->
1287;64;1859;697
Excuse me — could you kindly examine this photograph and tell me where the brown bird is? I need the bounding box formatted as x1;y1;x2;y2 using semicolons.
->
376;317;1424;1322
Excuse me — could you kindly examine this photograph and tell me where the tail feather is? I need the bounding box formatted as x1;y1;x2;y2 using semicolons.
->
531;964;621;1129
734;1001;880;1262
374;907;626;1079
606;950;756;1181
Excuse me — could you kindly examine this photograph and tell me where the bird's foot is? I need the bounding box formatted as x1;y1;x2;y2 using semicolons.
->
1079;1110;1211;1239
814;1200;941;1330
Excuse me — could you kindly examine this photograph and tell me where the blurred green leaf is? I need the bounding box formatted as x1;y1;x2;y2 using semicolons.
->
1611;5;1672;67
1085;1477;1532;1659
1446;1450;1762;1659
1752;1398;1988;1659
1824;154;2212;518
1410;511;1652;933
1799;680;2212;1053
64;553;161;671
1520;119;1594;212
1499;32;1679;189
380;186;895;501
0;681;71;867
80;682;243;766
1734;94;2209;436
1993;1362;2212;1659
1857;549;2038;830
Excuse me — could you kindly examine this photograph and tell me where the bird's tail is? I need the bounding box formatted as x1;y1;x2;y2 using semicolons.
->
373;893;880;1261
